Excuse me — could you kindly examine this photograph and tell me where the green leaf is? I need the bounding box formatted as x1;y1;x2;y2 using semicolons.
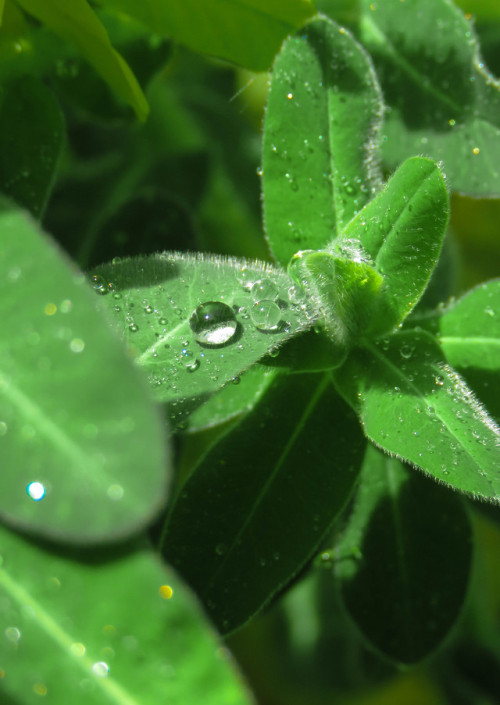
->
360;0;500;196
99;0;316;71
336;445;473;664
437;279;500;371
91;254;318;419
0;76;64;219
161;372;365;634
262;16;383;266
339;157;449;332
0;202;169;542
333;329;500;502
15;0;148;120
0;527;252;705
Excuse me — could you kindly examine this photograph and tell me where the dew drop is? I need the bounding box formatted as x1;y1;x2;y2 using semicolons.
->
189;302;238;347
185;360;200;373
250;300;281;331
250;279;278;302
91;662;109;678
400;343;414;360
128;323;139;333
26;481;45;501
4;627;21;643
91;275;109;296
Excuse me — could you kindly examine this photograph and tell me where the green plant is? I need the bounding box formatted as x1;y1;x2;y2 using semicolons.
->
0;1;499;704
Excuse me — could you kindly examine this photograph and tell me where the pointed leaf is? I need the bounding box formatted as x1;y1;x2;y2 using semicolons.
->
99;0;316;71
161;372;365;634
0;77;64;218
91;254;318;419
0;202;169;542
360;0;500;196
339;157;449;331
15;0;148;120
336;445;473;664
0;528;251;705
333;329;500;501
262;16;384;266
437;279;500;371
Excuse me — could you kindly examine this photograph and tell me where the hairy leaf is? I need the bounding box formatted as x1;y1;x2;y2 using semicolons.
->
262;16;383;265
92;254;318;418
162;373;365;634
99;0;316;71
0;528;251;705
336;445;473;664
333;329;500;502
0;202;169;542
360;0;500;196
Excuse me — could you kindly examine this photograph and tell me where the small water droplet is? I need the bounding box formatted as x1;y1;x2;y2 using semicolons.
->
250;300;281;331
190;302;238;347
26;482;45;501
4;627;21;643
185;360;200;373
250;279;278;302
91;662;109;678
215;543;227;556
400;343;414;360
91;275;109;296
129;323;139;333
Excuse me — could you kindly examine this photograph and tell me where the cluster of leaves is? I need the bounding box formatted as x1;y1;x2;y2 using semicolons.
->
0;1;499;704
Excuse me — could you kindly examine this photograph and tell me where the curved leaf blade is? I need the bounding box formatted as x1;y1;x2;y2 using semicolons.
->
92;254;318;418
161;372;365;634
0;77;64;218
336;445;473;664
0;528;251;705
15;0;148;120
262;16;384;266
360;0;500;196
339;157;449;332
0;203;169;542
333;329;500;501
100;0;316;71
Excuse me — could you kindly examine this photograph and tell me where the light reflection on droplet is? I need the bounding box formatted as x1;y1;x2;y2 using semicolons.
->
91;661;109;678
26;482;46;501
4;627;21;643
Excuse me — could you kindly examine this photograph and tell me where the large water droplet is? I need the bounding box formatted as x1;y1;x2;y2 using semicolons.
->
189;302;238;347
250;279;278;302
250;300;281;331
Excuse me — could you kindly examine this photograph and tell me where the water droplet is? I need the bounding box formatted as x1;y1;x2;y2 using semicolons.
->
158;317;168;325
91;662;109;678
268;346;280;358
190;302;238;347
250;279;278;302
159;584;174;599
128;323;139;333
472;146;480;155
400;343;414;360
69;338;85;354
144;304;154;314
232;376;241;385
4;627;21;643
185;360;200;373
26;482;45;501
250;300;281;331
71;642;86;657
91;275;109;296
107;485;124;501
215;543;227;556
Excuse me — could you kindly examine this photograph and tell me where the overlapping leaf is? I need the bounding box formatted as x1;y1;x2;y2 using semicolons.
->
92;254;318;418
360;0;500;196
0;202;169;542
335;445;473;664
333;329;500;501
0;527;251;705
262;16;383;266
162;373;365;634
99;0;316;71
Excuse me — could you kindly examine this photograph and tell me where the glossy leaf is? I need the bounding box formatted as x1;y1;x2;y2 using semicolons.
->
92;254;318;418
336;445;473;664
0;527;251;705
15;0;148;120
262;16;383;266
0;76;64;218
436;279;500;371
161;372;365;634
333;329;500;502
339;157;449;332
0;202;169;542
99;0;316;71
360;0;500;196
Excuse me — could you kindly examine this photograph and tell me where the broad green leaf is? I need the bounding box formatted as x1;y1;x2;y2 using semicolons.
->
0;76;64;218
99;0;316;71
161;372;365;634
0;202;169;542
186;364;278;433
437;280;500;371
262;16;383;266
339;157;449;332
0;527;252;705
360;0;500;196
336;445;473;664
91;254;318;418
333;329;500;502
15;0;148;120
